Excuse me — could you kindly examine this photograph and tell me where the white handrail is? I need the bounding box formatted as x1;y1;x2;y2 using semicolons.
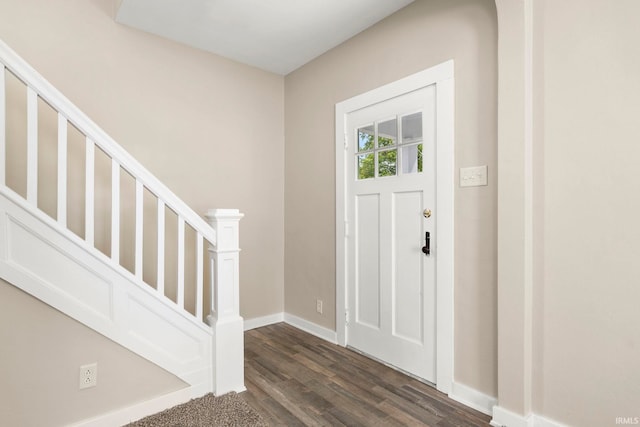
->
0;40;215;243
0;39;221;323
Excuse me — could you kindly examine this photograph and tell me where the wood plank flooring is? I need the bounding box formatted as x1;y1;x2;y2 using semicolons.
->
242;323;491;426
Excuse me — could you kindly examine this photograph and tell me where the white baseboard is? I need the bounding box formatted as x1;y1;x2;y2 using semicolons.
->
244;312;284;330
450;381;496;416
491;406;532;427
491;406;567;427
70;387;193;427
243;312;338;344
283;313;338;344
533;415;567;427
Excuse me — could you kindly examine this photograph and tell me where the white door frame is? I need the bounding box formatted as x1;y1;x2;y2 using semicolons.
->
335;60;455;394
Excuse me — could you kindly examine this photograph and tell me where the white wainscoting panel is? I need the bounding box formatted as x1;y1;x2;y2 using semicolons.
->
0;189;212;397
127;296;205;365
7;217;113;321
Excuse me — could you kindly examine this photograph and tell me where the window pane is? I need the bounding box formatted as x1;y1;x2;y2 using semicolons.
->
378;119;397;148
358;125;374;152
402;112;422;143
378;149;397;177
401;144;423;174
358;153;375;179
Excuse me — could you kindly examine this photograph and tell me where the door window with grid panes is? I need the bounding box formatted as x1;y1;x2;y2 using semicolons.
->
356;112;423;180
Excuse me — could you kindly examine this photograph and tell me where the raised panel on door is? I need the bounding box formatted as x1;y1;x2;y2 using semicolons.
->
355;193;380;329
392;190;424;344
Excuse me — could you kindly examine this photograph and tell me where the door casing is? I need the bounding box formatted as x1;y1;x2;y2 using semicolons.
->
335;60;455;394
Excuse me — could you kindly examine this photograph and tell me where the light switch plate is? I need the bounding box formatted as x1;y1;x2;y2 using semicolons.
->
460;165;488;187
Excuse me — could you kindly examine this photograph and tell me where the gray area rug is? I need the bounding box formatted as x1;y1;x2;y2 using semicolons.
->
125;392;267;427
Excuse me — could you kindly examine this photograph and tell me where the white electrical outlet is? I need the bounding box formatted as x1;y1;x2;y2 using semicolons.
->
79;363;97;389
316;299;323;314
460;165;488;187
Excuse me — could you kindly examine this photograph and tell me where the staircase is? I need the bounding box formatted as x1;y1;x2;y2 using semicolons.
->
0;40;245;422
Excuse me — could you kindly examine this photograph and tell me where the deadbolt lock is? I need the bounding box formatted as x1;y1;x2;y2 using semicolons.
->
423;209;432;218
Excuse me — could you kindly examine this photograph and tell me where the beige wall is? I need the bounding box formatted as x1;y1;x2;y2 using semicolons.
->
536;0;640;424
284;0;498;396
495;0;640;424
494;0;531;415
0;0;285;320
0;279;186;426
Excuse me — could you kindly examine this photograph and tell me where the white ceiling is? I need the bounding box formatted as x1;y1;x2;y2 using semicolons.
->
115;0;414;75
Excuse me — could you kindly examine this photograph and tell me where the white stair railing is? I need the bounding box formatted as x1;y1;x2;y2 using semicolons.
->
0;40;244;395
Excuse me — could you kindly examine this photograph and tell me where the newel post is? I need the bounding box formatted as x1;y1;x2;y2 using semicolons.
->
205;209;245;394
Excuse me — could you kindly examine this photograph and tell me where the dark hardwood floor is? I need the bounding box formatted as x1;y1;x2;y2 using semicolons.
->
241;323;491;426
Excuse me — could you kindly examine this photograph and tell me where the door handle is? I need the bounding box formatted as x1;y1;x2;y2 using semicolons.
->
421;232;430;256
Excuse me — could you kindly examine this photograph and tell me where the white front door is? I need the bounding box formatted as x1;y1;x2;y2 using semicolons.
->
346;85;437;382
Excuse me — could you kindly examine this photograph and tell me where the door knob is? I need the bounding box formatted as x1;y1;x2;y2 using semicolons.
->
421;232;430;256
423;209;432;218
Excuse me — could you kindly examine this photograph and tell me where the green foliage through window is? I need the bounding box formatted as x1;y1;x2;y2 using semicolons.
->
358;153;375;179
378;149;397;177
